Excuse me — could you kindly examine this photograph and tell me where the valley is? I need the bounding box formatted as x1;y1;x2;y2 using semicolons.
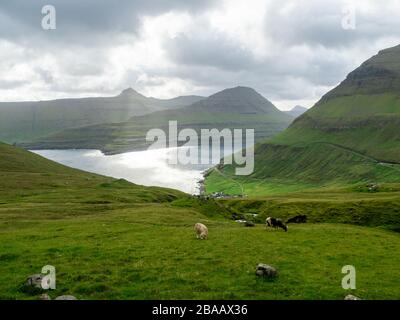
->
0;145;400;299
2;0;400;304
1;45;400;301
0;142;399;299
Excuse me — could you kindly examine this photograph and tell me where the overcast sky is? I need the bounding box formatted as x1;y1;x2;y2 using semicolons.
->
1;0;400;110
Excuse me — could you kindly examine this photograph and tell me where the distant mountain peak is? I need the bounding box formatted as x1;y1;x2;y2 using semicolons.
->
119;87;146;98
213;86;257;96
187;86;290;116
292;105;306;110
285;105;307;118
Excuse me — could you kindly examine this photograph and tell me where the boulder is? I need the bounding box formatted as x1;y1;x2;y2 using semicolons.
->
55;295;77;300
245;221;255;227
255;263;278;278
21;274;44;294
344;294;361;300
25;274;43;289
232;213;245;220
39;293;51;300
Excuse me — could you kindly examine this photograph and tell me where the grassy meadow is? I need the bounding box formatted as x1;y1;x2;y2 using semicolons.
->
1;207;399;300
0;142;399;300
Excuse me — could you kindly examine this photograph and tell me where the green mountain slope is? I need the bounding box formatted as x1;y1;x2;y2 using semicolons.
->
20;87;294;154
275;45;400;162
206;44;400;195
0;89;204;144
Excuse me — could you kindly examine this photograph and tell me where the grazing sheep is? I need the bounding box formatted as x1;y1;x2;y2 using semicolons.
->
194;223;208;239
265;217;288;232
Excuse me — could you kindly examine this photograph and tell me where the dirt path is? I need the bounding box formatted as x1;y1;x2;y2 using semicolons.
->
213;167;244;196
307;142;400;172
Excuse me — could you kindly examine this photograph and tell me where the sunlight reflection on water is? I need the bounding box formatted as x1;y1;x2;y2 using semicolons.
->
32;148;211;194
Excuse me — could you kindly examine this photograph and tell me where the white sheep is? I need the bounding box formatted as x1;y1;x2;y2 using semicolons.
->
194;223;208;240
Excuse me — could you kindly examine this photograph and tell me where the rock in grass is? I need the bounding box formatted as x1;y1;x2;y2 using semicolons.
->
255;264;277;278
25;274;43;288
245;221;255;227
55;295;77;300
21;274;44;294
344;294;361;300
39;293;51;300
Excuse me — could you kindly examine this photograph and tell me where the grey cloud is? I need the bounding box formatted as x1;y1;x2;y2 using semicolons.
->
1;0;400;107
0;79;27;89
264;0;400;48
0;0;217;47
162;39;352;97
157;0;400;104
165;33;256;71
34;67;55;84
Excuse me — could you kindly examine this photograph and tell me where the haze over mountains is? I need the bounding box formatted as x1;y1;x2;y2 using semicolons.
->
20;86;294;154
0;89;204;144
207;44;400;194
285;105;308;118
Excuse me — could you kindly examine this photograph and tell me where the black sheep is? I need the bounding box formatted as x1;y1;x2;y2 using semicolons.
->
286;215;307;224
266;217;288;232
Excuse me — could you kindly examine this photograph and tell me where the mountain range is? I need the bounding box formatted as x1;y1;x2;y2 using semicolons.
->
0;89;204;144
19;86;294;154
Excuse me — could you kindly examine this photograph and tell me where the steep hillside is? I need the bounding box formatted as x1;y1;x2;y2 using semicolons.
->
0;89;204;144
275;44;400;162
206;45;400;195
21;87;294;154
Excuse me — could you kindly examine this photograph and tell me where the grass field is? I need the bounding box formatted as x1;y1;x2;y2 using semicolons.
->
0;143;399;300
1;201;400;300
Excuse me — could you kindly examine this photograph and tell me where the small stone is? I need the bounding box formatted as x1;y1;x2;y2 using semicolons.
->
25;274;43;289
255;263;278;278
20;274;45;294
55;295;77;300
39;293;51;300
245;221;255;227
344;294;361;300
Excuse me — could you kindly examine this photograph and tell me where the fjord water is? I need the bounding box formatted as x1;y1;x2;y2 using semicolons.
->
32;148;208;194
32;132;250;194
